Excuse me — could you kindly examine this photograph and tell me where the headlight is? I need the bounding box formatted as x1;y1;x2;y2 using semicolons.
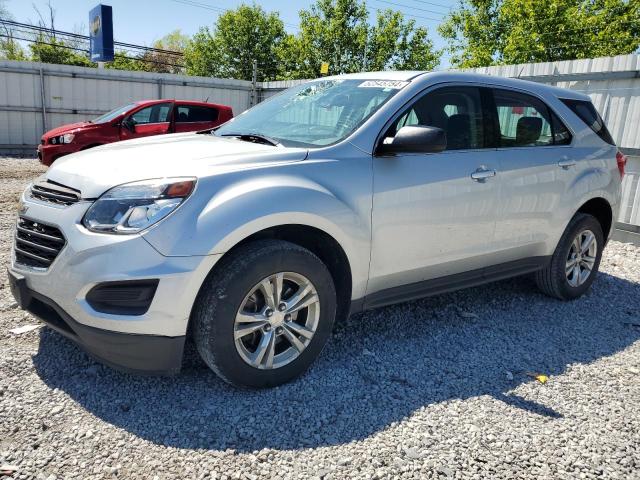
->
50;133;75;144
82;178;196;234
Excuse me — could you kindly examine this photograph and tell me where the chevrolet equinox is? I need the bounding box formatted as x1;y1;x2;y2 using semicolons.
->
9;72;625;388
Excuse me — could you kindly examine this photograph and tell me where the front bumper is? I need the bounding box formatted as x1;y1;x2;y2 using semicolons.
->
9;192;222;373
37;143;78;166
8;270;185;374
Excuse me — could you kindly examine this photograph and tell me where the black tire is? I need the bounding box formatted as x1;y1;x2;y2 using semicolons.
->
192;240;337;388
535;213;604;300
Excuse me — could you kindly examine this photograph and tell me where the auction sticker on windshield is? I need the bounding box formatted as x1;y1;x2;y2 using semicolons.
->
358;80;408;89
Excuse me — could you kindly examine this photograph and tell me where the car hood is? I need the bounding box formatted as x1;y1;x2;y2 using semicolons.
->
43;122;94;138
46;133;308;198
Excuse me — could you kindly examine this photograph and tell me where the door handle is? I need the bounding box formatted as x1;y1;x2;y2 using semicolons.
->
558;159;576;169
471;168;497;182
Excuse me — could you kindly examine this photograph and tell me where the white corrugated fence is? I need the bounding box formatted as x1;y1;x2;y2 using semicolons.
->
0;55;639;228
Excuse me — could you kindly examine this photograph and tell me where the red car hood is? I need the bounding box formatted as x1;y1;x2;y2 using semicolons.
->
42;122;96;139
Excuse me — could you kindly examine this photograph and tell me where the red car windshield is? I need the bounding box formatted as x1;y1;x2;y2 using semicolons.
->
92;103;137;124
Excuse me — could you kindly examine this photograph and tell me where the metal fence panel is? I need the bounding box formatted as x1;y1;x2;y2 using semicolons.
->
1;55;640;227
0;60;254;149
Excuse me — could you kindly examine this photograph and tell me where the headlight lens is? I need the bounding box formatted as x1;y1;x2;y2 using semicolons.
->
51;133;75;144
82;178;196;234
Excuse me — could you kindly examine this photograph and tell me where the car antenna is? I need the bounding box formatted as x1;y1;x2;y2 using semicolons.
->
204;96;209;103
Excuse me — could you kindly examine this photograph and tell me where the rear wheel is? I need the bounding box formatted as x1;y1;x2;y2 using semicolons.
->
535;213;604;300
192;240;336;388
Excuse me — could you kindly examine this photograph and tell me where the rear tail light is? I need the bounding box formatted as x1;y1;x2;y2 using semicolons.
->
616;151;627;180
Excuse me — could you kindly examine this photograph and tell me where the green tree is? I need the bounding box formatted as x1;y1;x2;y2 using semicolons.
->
24;2;94;67
139;30;190;74
367;9;439;71
105;52;149;71
439;0;640;67
283;0;370;78
29;34;94;67
280;0;440;79
0;0;27;60
438;0;502;67
184;4;286;81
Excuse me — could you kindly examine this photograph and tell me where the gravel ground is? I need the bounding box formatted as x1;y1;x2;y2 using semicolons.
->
1;157;639;480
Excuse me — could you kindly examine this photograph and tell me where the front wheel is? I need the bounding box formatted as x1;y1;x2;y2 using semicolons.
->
192;240;337;388
535;213;604;300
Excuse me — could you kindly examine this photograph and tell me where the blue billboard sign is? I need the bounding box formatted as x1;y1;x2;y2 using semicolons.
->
89;4;114;62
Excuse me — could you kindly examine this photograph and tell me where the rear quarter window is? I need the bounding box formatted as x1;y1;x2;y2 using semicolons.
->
561;99;615;145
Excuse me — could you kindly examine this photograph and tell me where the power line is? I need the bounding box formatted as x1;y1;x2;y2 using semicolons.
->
171;0;444;31
366;6;442;23
408;0;452;11
171;0;300;30
0;19;185;56
0;33;185;69
435;18;640;47
3;26;183;61
371;0;446;18
438;37;640;61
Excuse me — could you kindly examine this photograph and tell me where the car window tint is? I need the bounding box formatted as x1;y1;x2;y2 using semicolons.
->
130;103;172;124
388;86;485;150
551;112;572;145
157;105;171;122
493;90;558;147
560;99;614;145
176;105;219;123
131;106;152;124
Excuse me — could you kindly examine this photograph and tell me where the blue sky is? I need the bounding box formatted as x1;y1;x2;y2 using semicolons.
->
5;0;455;63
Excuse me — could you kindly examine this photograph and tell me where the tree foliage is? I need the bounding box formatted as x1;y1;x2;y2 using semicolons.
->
139;30;190;74
0;0;27;60
184;4;286;81
184;0;439;81
280;0;370;79
29;35;94;66
6;0;636;78
439;0;640;67
105;52;148;71
367;9;440;71
279;0;440;79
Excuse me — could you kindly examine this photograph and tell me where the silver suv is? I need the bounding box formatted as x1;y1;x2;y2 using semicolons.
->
8;72;625;388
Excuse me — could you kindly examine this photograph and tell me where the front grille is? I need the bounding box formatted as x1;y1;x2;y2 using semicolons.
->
14;217;66;269
30;180;80;206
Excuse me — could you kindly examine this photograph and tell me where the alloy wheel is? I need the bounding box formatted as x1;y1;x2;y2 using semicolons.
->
234;272;320;370
565;229;597;287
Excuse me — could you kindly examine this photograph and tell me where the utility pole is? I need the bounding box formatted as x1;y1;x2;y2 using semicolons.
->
250;59;258;107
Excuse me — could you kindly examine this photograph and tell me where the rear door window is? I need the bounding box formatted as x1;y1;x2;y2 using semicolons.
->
493;89;571;147
176;105;219;123
561;99;614;145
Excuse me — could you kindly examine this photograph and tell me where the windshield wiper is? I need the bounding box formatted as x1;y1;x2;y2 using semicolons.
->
220;132;281;147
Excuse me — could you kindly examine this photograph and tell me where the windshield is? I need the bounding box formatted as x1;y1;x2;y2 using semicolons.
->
92;103;137;124
215;79;407;147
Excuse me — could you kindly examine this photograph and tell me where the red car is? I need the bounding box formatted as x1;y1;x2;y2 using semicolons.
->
37;99;233;166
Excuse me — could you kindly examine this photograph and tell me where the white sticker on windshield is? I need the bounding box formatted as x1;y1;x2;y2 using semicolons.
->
358;80;408;89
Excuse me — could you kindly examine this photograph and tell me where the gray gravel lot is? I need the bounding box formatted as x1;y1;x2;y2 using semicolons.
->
1;157;639;480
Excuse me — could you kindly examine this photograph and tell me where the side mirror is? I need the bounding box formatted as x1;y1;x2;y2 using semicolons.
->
378;125;447;155
122;117;135;132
